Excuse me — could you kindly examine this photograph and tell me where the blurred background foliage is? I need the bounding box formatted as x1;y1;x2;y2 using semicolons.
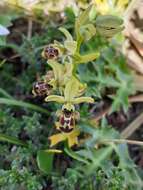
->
0;0;143;190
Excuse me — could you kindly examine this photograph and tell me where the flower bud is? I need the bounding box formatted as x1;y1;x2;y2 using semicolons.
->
95;15;124;38
32;81;53;97
42;46;59;59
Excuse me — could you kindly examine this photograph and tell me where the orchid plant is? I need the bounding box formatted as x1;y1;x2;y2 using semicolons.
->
33;4;124;149
0;2;143;188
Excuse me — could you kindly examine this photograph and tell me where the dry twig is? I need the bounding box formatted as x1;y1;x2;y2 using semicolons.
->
121;112;143;138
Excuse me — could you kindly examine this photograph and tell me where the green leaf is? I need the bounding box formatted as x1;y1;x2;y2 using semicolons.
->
0;133;28;147
64;144;89;164
0;15;12;27
0;88;13;99
64;7;76;23
123;168;143;190
0;98;49;115
0;59;6;68
37;150;54;174
79;123;119;148
76;149;93;160
86;146;113;175
113;143;134;168
111;86;129;112
0;36;6;46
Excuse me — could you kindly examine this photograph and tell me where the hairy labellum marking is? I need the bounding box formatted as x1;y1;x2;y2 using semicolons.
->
59;113;75;133
60;116;65;125
60;116;74;126
59;126;74;133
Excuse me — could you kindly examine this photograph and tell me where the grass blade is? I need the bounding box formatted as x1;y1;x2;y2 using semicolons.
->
0;88;13;99
0;133;28;147
0;98;49;115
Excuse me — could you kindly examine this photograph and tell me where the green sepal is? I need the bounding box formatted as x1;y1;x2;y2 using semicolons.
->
95;15;124;38
59;27;73;41
45;95;65;103
73;97;94;104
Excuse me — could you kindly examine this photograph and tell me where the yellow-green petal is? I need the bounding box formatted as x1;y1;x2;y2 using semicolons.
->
73;97;94;104
45;95;65;103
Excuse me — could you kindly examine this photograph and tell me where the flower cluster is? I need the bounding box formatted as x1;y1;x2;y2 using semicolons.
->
32;4;124;148
33;46;95;147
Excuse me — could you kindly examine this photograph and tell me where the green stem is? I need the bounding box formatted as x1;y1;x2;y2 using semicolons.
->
72;62;78;75
76;36;83;53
